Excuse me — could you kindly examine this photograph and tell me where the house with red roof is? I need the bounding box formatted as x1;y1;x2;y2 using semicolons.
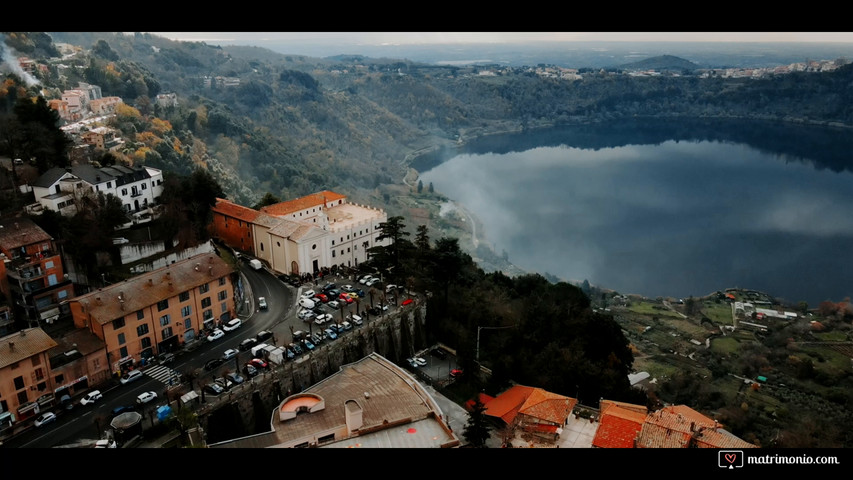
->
592;400;648;448
483;385;576;440
635;405;756;448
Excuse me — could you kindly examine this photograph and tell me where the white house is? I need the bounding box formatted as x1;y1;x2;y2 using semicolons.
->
31;164;165;216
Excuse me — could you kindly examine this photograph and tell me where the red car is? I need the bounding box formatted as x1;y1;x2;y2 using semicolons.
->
249;358;269;369
401;298;413;306
339;293;354;304
313;293;329;303
450;369;463;378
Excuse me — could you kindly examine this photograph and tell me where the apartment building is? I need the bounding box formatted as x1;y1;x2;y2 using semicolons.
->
0;328;58;427
68;253;235;377
0;217;74;327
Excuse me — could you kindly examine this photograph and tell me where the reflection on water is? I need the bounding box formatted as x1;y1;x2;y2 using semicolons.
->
419;129;853;306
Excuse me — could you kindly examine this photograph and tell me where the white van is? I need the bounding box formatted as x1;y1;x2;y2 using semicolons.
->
249;259;263;270
251;343;270;358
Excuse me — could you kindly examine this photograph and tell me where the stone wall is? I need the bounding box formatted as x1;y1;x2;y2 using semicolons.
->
197;303;428;443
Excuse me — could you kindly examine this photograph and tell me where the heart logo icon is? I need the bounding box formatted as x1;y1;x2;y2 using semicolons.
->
725;453;736;464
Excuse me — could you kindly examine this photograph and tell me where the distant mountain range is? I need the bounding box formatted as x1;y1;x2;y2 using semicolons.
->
619;55;698;71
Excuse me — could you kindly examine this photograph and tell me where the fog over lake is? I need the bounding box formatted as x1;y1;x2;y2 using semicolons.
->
418;122;853;306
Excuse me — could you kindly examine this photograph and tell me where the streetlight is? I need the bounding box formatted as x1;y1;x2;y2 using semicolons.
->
475;324;516;365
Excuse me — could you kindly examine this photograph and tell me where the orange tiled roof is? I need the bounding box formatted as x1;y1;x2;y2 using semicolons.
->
0;328;58;369
484;385;575;425
260;190;346;216
0;216;52;250
213;198;260;223
592;404;647;448
636;405;756;448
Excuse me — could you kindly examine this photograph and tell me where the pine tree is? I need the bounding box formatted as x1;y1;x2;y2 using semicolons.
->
463;397;492;447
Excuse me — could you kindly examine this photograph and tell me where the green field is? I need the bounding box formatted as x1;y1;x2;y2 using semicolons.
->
627;302;683;318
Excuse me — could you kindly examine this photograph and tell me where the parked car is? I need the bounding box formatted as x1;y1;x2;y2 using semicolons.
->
450;369;464;378
414;357;427;366
299;297;316;309
322;283;337;292
302;338;315;351
324;328;338;340
314;313;332;325
238;337;259;351
327;300;340;309
284;347;295;360
205;358;225;371
249;358;269;370
204;383;224;395
311;333;323;345
341;284;354;292
366;278;381;286
298;309;316;321
301;289;316;299
313;293;329;303
214;377;234;391
348;314;363;326
401;298;414;306
326;289;341;299
359;275;373;285
354;289;367;298
112;405;135;416
385;284;398;293
341;321;352;331
406;357;419;368
289;343;303;355
243;364;259;378
339;293;354;304
156;352;176;365
226;372;245;385
222;348;239;361
120;369;144;385
80;390;103;406
222;318;242;332
256;330;274;342
136;391;158;404
366;307;381;316
258;297;268;310
34;412;57;428
206;328;225;341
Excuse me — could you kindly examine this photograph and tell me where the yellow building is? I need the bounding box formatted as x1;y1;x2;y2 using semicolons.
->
69;253;235;376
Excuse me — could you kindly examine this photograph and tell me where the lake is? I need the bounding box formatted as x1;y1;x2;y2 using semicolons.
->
416;118;853;306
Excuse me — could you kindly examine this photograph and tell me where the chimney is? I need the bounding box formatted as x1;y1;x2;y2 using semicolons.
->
148;278;153;286
208;266;213;276
195;263;200;271
8;342;14;351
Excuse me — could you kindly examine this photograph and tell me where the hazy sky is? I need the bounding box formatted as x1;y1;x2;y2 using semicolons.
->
151;32;853;46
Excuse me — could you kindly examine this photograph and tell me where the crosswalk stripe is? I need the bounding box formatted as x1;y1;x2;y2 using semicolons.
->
145;365;181;385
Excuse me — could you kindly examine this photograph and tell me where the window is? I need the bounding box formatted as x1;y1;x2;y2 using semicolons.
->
312;244;317;250
117;333;126;345
332;250;336;258
199;283;209;294
31;356;41;366
137;324;149;336
179;291;190;302
45;261;54;269
160;314;171;326
17;392;27;404
142;183;147;190
332;240;335;246
218;290;227;301
181;305;192;317
107;182;112;188
137;310;144;320
162;327;173;339
34;368;44;380
157;299;169;311
141;337;151;349
221;302;227;313
201;297;211;308
121;188;127;196
13;376;24;390
218;277;226;286
184;318;192;330
260;243;264;252
120;346;128;358
113;318;125;329
203;310;213;320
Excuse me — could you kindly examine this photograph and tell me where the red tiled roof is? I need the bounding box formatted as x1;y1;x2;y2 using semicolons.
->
213;198;260;223
636;405;756;448
260;190;346;216
483;385;575;425
592;404;647;448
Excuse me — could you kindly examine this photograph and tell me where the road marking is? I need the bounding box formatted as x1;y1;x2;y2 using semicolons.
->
145;365;181;385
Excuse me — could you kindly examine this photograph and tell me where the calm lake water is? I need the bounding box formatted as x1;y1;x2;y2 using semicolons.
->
417;119;853;306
